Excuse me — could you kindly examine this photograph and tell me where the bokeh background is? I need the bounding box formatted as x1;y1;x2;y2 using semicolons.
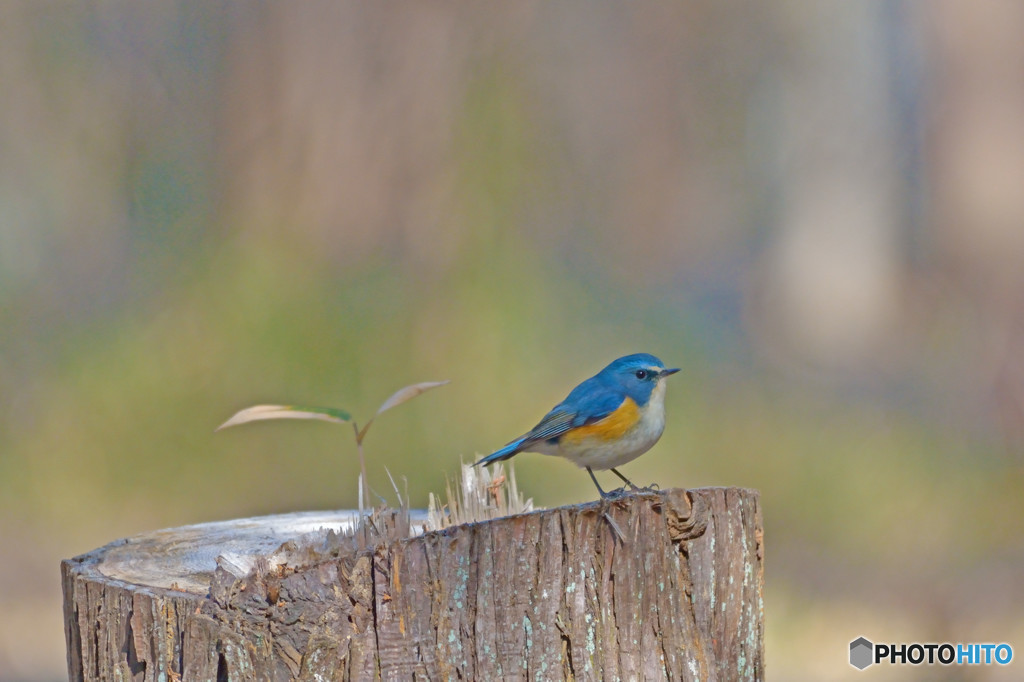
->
3;2;1024;679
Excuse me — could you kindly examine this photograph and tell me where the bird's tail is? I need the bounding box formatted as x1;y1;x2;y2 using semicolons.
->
474;437;526;467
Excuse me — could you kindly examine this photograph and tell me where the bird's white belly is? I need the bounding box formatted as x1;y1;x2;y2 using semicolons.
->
545;395;666;470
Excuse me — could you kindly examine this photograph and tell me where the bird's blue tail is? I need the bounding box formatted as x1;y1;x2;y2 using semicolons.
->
474;437;526;467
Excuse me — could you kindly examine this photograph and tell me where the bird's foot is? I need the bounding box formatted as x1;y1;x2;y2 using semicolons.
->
603;483;660;498
599;486;630;500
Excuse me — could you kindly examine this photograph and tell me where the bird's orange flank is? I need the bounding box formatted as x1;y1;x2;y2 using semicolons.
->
561;397;642;444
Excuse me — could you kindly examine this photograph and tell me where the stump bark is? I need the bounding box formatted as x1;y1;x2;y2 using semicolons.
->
62;488;763;681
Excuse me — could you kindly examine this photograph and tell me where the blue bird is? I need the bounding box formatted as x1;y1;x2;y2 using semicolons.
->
476;353;679;498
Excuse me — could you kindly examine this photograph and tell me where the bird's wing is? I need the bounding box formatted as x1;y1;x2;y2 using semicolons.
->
475;405;587;466
522;409;578;442
525;385;625;442
475;378;626;467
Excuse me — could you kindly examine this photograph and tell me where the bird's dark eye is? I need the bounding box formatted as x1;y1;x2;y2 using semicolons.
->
635;369;648;380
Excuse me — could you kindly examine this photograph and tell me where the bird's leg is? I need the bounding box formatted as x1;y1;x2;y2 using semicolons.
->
610;468;661;493
587;467;622;499
609;467;641;491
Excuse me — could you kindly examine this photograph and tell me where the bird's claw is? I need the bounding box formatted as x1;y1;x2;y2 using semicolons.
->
605;483;660;498
599;486;630;500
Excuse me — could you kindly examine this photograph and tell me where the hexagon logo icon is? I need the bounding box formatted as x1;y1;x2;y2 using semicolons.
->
850;637;874;670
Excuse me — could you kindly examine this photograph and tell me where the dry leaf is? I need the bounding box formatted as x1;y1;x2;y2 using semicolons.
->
375;380;450;416
356;380;449;442
216;404;352;431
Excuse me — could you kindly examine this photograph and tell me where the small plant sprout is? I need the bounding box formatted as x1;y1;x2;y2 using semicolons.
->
217;380;450;513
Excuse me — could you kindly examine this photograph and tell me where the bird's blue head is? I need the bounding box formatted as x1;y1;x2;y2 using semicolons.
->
598;353;680;405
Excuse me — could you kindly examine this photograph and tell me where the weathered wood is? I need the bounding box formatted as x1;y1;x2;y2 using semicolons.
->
63;488;763;681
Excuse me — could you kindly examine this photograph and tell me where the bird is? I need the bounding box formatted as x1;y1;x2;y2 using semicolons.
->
475;353;679;498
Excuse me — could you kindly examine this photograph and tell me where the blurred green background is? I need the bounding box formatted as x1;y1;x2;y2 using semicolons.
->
2;2;1024;680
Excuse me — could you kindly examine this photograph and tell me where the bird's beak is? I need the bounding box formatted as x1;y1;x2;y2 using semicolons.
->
659;368;680;378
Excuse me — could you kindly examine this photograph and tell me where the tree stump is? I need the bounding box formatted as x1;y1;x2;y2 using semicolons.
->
62;488;763;681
